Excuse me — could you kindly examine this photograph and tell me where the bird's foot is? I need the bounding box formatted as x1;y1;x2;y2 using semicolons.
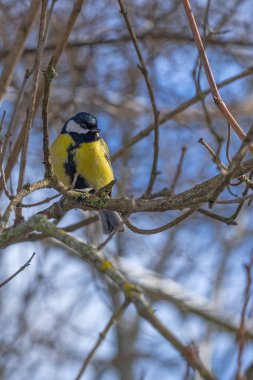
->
96;180;116;197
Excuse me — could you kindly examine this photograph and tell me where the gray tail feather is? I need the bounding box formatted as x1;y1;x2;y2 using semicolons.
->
98;211;124;234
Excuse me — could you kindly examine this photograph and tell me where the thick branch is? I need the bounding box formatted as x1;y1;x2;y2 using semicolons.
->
116;257;253;340
38;159;253;217
3;214;216;380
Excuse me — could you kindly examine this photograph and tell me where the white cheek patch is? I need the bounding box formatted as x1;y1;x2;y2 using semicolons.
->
66;120;89;134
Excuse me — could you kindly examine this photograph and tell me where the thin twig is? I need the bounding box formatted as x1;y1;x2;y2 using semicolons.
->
0;141;12;199
62;216;99;232
209;123;253;206
0;111;12;199
192;0;223;149
51;0;85;68
194;64;222;147
1;178;51;227
42;58;56;177
0;252;36;289
96;230;117;250
216;193;253;205
118;0;160;196
229;172;253;221
44;0;58;41
0;111;6;135
226;123;232;163
198;208;237;226
75;299;130;380
19;194;60;208
183;0;253;153
235;255;253;380
96;214;125;250
124;207;198;235
203;0;212;38
0;69;32;180
198;137;227;171
170;146;187;194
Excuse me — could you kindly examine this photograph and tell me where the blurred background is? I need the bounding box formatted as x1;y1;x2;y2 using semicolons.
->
0;0;253;379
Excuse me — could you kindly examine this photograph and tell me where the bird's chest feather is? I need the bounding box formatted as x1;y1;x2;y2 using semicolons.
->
73;141;114;189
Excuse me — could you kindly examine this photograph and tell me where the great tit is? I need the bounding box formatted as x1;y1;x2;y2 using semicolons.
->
50;112;124;234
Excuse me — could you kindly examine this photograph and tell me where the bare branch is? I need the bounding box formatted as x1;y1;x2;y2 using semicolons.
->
62;216;99;232
235;255;253;380
210;123;253;206
0;69;32;191
198;208;237;226
112;65;253;162
170;146;187;194
182;0;253;152
0;111;12;198
0;252;35;289
118;0;160;196
20;194;60;208
115;257;253;340
124;207;198;235
17;214;217;380
42;58;56;177
1;179;51;228
75;300;130;380
198;138;226;171
36;158;253;217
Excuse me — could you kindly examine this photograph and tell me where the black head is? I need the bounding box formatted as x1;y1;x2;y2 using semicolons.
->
63;112;100;136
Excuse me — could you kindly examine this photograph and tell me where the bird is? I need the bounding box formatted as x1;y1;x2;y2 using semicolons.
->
50;112;124;234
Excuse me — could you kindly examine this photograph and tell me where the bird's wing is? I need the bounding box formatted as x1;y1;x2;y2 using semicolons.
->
100;138;112;166
51;133;75;186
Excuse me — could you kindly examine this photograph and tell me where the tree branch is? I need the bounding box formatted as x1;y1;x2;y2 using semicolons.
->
42;58;56;177
111;65;253;162
115;257;253;340
75;299;130;380
8;214;216;380
182;0;253;152
118;0;160;196
0;252;35;289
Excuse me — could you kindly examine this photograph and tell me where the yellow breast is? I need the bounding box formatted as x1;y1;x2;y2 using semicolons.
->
73;140;114;190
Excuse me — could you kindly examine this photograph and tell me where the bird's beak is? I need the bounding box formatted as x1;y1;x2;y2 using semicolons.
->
91;128;100;133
